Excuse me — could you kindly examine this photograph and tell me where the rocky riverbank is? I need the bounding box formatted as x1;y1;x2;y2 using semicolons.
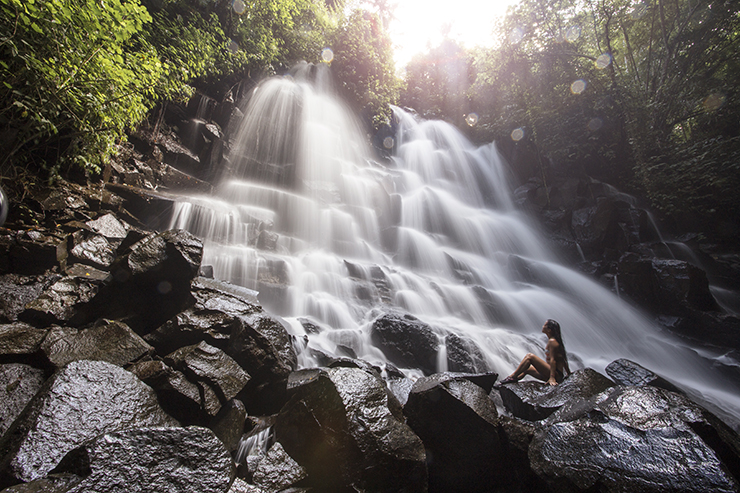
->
1;89;739;491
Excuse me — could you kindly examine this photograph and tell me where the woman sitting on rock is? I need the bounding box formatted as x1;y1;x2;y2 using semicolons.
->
500;319;571;385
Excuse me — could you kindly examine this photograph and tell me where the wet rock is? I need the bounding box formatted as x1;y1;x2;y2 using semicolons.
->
144;306;237;356
498;368;614;421
54;426;233;493
165;342;251;416
85;214;128;240
0;364;45;437
370;312;440;375
617;253;719;315
67;233;117;270
251;442;307;492
605;358;683;394
0;360;177;487
0;229;61;275
210;399;247;453
40;320;152;370
0;274;62;323
106;229;202;333
275;367;427;492
127;359;206;425
19;275;108;328
0;323;48;359
497;416;547;491
228;477;262;493
445;333;488;373
403;373;505;492
103;183;177;231
530;385;740;492
0;473;82;492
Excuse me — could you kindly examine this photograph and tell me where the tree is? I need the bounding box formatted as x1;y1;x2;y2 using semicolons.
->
329;9;401;132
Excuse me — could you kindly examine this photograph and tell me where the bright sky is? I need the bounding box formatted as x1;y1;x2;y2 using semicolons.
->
388;0;521;69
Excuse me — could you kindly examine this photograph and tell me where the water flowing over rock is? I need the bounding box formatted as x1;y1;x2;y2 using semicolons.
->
163;66;740;431
0;360;177;487
275;366;427;491
53;426;233;493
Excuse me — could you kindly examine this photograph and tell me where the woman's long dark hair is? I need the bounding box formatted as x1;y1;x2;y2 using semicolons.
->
545;319;570;375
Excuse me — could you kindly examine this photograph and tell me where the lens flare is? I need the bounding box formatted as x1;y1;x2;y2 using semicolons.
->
383;137;395;149
511;127;524;141
232;0;245;14
509;27;524;44
630;3;648;19
228;39;240;53
321;48;334;63
565;26;581;43
587;118;603;131
465;113;479;126
571;79;587;94
595;53;612;69
703;93;726;112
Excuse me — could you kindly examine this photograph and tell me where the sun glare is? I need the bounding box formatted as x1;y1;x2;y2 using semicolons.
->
389;0;521;69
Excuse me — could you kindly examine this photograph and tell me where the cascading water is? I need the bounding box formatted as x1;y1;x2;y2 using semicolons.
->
169;64;740;429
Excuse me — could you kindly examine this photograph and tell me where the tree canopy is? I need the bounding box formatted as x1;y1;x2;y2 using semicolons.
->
401;0;740;222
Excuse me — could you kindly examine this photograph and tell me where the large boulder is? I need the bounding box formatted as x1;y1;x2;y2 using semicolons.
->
605;358;683;394
250;442;307;493
19;275;108;328
529;385;740;492
445;333;488;373
498;368;614;421
127;359;208;425
0;364;45;437
164;342;251;417
105;229;203;333
275;367;427;492
0;360;177;487
403;373;505;492
54;426;233;493
0;274;62;323
40;319;152;370
370;312;440;375
0;323;49;360
149;277;296;387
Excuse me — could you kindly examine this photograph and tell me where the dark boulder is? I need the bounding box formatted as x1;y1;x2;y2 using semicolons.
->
106;229;202;333
529;385;740;492
40;320;152;370
617;253;719;315
251;442;307;492
0;229;61;276
0;323;49;360
165;342;251;417
445;333;488;373
0;364;45;437
209;399;247;453
370;312;440;375
84;213;128;240
498;368;614;421
19;275;108;328
0;274;62;323
403;373;505;492
67;233;117;270
127;359;208;425
0;360;177;487
54;426;233;493
0;473;82;492
275;367;427;492
605;358;683;394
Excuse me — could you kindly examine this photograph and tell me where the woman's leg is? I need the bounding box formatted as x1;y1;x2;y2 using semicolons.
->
506;353;550;382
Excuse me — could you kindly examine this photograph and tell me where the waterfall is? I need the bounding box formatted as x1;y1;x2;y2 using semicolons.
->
168;64;740;428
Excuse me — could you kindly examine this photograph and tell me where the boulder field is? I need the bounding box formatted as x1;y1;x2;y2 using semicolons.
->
1;193;739;492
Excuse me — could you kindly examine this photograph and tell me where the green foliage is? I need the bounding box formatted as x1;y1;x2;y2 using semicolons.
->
401;39;473;129
402;0;740;220
0;0;161;176
0;0;334;181
329;9;400;131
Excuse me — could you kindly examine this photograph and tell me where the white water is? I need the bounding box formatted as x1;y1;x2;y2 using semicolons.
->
168;65;740;429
